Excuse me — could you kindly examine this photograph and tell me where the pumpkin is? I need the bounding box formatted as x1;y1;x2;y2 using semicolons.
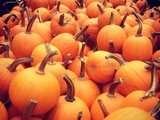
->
50;12;77;36
47;74;91;120
11;14;44;58
86;50;120;83
50;25;88;61
97;6;122;29
9;52;60;115
31;43;62;66
103;107;155;120
0;57;33;102
72;59;101;108
31;10;53;43
97;12;127;53
91;78;125;120
106;54;151;96
0;101;8;120
109;0;125;8
122;18;153;61
86;2;105;18
75;0;86;14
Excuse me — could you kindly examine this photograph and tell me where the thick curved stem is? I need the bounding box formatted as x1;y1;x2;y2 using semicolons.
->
108;40;114;53
110;12;114;25
98;99;109;118
36;51;58;75
105;54;126;65
63;74;75;102
25;14;37;34
97;4;104;14
150;100;160;119
37;10;43;23
135;18;143;37
67;10;78;20
7;57;34;72
107;78;123;98
21;100;38;120
140;62;159;100
62;53;72;68
4;14;18;24
120;13;128;28
74;25;89;40
79;59;86;80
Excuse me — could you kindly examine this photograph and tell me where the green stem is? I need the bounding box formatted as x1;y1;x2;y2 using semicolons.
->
21;100;38;120
7;57;34;72
107;78;123;98
63;74;75;102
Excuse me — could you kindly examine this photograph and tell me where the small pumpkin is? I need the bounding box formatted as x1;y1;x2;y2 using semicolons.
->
0;101;8;120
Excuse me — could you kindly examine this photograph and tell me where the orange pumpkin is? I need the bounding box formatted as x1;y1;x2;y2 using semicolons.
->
0;101;8;120
91;78;124;120
9;52;60;115
47;74;91;120
103;107;155;120
86;50;120;83
11;15;44;58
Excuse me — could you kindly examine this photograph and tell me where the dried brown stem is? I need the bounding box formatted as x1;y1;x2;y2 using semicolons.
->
98;99;109;118
105;54;126;65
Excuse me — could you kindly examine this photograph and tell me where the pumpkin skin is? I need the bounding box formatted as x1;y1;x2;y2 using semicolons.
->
31;43;62;66
114;60;151;96
103;107;155;120
120;90;159;112
86;51;120;83
9;67;60;115
97;22;127;53
0;101;8;120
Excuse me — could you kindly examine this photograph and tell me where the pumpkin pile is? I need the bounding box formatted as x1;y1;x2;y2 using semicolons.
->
0;0;160;119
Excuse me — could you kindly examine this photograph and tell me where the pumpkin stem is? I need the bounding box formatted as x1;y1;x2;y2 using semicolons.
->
25;14;37;34
107;78;123;98
77;111;83;120
79;42;86;59
110;12;114;25
79;59;86;80
62;53;72;68
7;57;34;72
150;100;160;119
36;51;58;75
21;99;38;120
24;6;31;22
151;32;160;38
105;54;126;65
0;44;8;54
56;1;61;12
135;18;143;37
20;9;25;27
120;13;128;28
63;74;75;102
59;14;65;26
67;10;78;21
44;43;55;64
132;12;143;22
97;4;104;14
153;7;160;14
140;60;159;100
77;0;84;8
108;40;114;53
37;10;43;23
98;99;109;118
139;2;147;15
74;25;89;40
4;14;18;24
